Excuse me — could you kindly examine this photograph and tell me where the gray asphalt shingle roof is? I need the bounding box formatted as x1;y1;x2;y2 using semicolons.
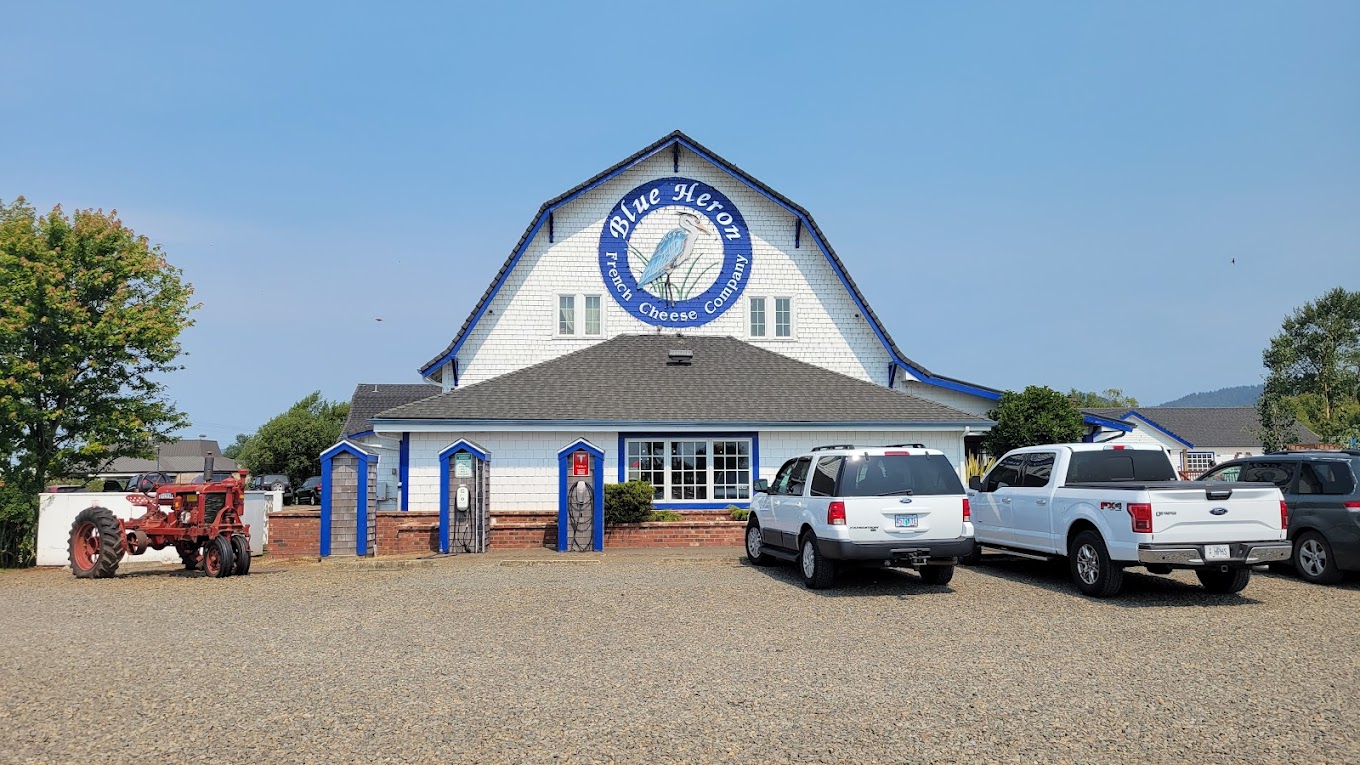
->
101;439;239;474
384;335;989;426
343;384;441;436
1084;407;1323;447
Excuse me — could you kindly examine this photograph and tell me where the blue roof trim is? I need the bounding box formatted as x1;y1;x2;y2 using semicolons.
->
375;418;990;429
320;439;374;462
346;429;375;440
1121;410;1195;448
417;131;998;403
556;437;605;458
1082;413;1135;432
438;438;492;462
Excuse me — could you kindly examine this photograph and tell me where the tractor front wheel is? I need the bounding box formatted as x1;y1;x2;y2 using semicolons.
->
230;534;251;576
68;507;125;579
203;536;235;578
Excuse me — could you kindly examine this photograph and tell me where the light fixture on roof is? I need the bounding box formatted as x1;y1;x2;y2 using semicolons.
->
667;349;693;366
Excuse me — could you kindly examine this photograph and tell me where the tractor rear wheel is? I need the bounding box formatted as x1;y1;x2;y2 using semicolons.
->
230;534;251;576
68;507;125;579
203;535;235;578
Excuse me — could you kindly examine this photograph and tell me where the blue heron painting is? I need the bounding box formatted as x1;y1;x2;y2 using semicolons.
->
634;212;713;303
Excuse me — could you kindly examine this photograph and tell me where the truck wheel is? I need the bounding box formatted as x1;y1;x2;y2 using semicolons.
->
68;507;125;579
1293;531;1343;584
744;521;775;567
1196;567;1251;594
919;564;955;585
799;532;837;590
1069;530;1123;598
203;535;235;578
230;534;252;576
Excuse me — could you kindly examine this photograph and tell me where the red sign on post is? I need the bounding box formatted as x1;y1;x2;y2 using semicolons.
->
571;451;591;477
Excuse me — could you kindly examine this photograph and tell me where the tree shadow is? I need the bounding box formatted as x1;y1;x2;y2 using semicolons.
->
963;553;1264;608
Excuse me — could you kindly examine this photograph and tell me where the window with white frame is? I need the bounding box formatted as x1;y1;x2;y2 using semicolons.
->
625;437;753;502
1184;452;1216;474
774;297;792;337
557;294;602;337
749;297;766;337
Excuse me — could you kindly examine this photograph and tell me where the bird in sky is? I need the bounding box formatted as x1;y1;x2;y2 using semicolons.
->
636;212;712;301
1231;258;1236;265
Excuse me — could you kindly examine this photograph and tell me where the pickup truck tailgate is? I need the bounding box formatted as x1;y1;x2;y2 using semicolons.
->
1145;483;1285;542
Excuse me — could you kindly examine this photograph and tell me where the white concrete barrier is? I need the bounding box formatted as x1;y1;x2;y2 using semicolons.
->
37;491;279;567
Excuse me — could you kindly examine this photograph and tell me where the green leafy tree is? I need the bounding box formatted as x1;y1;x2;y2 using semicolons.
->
1262;287;1360;445
1067;388;1139;408
0;199;195;566
235;392;349;485
985;386;1086;457
1256;383;1303;453
222;432;251;461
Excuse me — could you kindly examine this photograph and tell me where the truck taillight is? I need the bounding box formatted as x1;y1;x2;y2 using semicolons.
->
1281;500;1290;529
1127;503;1153;533
962;497;971;522
828;501;846;526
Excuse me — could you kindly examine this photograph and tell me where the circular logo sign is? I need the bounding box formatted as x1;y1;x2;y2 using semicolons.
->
598;177;752;328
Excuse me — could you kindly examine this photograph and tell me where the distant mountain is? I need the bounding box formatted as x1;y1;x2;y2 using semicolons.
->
1158;384;1263;408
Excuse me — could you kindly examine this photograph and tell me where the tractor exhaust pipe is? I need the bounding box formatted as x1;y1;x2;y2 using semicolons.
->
204;452;215;483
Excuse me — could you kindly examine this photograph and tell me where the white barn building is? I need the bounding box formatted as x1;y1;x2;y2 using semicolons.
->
333;132;1014;551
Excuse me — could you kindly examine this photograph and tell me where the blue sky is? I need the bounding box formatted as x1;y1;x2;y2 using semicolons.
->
3;1;1357;446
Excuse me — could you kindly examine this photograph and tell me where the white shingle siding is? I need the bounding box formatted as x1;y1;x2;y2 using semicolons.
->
898;381;995;418
450;151;894;388
401;429;968;513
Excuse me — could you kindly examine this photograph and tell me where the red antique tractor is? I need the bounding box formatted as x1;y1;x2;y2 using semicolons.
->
68;464;253;579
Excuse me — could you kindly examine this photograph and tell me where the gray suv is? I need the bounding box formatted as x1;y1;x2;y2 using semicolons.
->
1199;450;1360;584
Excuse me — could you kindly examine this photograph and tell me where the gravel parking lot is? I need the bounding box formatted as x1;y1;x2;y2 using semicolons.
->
2;549;1357;764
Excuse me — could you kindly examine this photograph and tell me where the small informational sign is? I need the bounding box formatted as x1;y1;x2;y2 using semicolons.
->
572;451;591;477
454;452;473;479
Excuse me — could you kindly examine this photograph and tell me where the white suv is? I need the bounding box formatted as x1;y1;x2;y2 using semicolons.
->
745;444;976;588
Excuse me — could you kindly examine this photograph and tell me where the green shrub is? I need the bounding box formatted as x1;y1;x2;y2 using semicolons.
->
0;483;37;568
648;510;684;522
604;480;654;525
728;507;750;521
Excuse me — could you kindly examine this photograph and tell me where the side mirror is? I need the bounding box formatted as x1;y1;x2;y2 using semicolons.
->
753;479;769;493
968;476;982;491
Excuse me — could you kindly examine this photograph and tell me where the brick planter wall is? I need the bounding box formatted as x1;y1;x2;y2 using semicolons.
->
264;509;746;558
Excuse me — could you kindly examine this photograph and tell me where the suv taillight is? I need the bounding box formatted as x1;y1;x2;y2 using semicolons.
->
1344;501;1360;510
1127;502;1153;533
1281;500;1290;529
827;501;846;526
962;497;971;522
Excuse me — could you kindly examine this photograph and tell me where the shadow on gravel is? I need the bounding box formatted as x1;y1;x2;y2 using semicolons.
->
740;558;957;598
1257;567;1360;590
962;554;1264;608
118;568;286;580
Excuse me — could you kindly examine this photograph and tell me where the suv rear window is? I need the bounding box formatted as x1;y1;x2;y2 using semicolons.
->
1066;450;1176;483
835;455;964;497
1299;461;1356;495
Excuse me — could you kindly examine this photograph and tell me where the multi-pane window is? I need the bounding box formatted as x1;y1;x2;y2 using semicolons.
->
558;295;576;335
557;294;602;336
774;297;792;337
626;441;666;499
1183;452;1216;475
584;295;601;336
625;437;752;503
749;297;766;337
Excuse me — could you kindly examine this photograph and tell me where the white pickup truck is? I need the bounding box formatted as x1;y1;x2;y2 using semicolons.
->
966;443;1291;597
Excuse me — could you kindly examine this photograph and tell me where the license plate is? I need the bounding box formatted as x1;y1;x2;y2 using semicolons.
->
1204;544;1231;560
893;514;918;528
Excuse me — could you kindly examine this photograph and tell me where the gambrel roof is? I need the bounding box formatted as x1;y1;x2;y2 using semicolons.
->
418;130;999;401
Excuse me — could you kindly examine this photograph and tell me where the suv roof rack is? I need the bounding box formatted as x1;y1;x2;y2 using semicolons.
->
882;443;926;449
810;444;855;451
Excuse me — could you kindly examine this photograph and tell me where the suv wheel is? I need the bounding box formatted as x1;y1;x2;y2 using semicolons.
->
799;533;836;590
1294;531;1343;585
744;521;774;567
1069;530;1124;598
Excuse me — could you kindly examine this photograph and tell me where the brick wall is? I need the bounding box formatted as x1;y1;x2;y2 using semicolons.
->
264;509;743;558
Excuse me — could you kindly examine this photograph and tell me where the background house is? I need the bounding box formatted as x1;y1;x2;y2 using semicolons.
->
1083;407;1323;477
97;438;240;484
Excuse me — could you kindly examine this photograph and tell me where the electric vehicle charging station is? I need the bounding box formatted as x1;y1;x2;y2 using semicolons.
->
438;440;489;554
557;439;604;552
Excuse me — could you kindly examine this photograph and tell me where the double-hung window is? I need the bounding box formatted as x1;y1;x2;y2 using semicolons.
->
557;294;602;337
624;437;754;503
774;297;792;337
749;297;766;338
